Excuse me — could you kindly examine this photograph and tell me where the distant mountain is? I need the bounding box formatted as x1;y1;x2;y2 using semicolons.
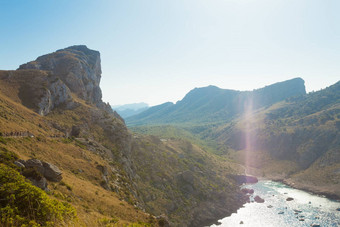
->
127;78;306;126
131;80;340;199
112;102;149;118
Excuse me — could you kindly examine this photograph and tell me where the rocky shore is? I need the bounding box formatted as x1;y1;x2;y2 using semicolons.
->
270;178;340;201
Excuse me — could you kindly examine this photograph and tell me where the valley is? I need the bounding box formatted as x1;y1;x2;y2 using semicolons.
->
0;45;339;227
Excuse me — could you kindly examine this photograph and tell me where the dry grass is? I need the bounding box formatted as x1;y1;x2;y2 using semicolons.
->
0;78;155;226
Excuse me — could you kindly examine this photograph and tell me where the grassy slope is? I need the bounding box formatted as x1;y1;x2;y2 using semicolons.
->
211;83;340;198
0;71;249;226
129;134;245;226
0;83;155;226
130;82;340;199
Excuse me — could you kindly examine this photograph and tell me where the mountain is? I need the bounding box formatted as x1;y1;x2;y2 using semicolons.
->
131;80;340;199
127;78;306;126
211;81;340;197
0;46;248;227
112;103;149;118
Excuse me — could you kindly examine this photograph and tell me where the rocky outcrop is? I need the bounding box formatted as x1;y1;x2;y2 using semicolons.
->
19;45;103;105
0;70;74;116
21;159;62;182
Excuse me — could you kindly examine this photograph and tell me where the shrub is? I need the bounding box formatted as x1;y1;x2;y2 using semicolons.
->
0;164;77;226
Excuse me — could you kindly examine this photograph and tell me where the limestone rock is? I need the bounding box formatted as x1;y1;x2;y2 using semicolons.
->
19;45;103;104
25;159;45;173
24;159;62;182
42;161;62;182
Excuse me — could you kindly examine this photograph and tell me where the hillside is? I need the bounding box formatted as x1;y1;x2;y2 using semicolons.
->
211;81;340;198
127;78;306;126
0;46;248;227
131;80;340;199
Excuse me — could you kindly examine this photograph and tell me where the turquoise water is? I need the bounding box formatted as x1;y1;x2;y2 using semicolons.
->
211;180;340;227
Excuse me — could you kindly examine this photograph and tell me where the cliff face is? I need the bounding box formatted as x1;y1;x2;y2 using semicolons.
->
0;45;114;116
19;45;102;105
0;70;74;116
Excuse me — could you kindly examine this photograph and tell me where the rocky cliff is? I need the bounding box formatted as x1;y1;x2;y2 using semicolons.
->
14;45;113;115
19;45;102;104
0;46;249;226
0;70;74;115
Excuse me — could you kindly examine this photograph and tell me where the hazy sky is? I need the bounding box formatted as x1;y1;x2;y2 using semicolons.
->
0;0;339;106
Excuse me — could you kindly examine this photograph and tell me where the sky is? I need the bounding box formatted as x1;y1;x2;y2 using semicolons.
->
0;0;339;106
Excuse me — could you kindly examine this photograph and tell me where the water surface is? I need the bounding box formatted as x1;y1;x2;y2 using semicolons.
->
211;180;340;227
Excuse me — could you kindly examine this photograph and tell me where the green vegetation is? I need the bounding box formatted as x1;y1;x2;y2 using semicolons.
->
0;163;77;226
127;78;305;126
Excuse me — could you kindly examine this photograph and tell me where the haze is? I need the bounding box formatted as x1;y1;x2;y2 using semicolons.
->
0;0;339;106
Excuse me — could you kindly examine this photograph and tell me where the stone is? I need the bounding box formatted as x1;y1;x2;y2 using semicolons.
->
240;221;244;224
254;195;265;203
42;161;62;182
286;197;294;201
25;159;45;173
14;161;25;168
28;176;48;191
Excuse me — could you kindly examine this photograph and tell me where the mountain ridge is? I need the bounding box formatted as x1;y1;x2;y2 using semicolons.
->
127;77;306;126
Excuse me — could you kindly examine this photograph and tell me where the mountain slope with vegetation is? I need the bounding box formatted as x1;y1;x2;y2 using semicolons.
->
0;46;248;227
130;80;340;199
212;81;340;198
127;78;306;126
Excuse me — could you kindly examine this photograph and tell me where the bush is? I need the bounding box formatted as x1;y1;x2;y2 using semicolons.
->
0;164;77;226
0;147;19;169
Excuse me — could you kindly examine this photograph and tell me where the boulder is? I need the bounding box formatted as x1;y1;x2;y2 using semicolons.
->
25;159;45;173
254;195;265;203
23;159;62;182
286;197;294;201
28;177;48;191
14;161;25;168
42;161;62;182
